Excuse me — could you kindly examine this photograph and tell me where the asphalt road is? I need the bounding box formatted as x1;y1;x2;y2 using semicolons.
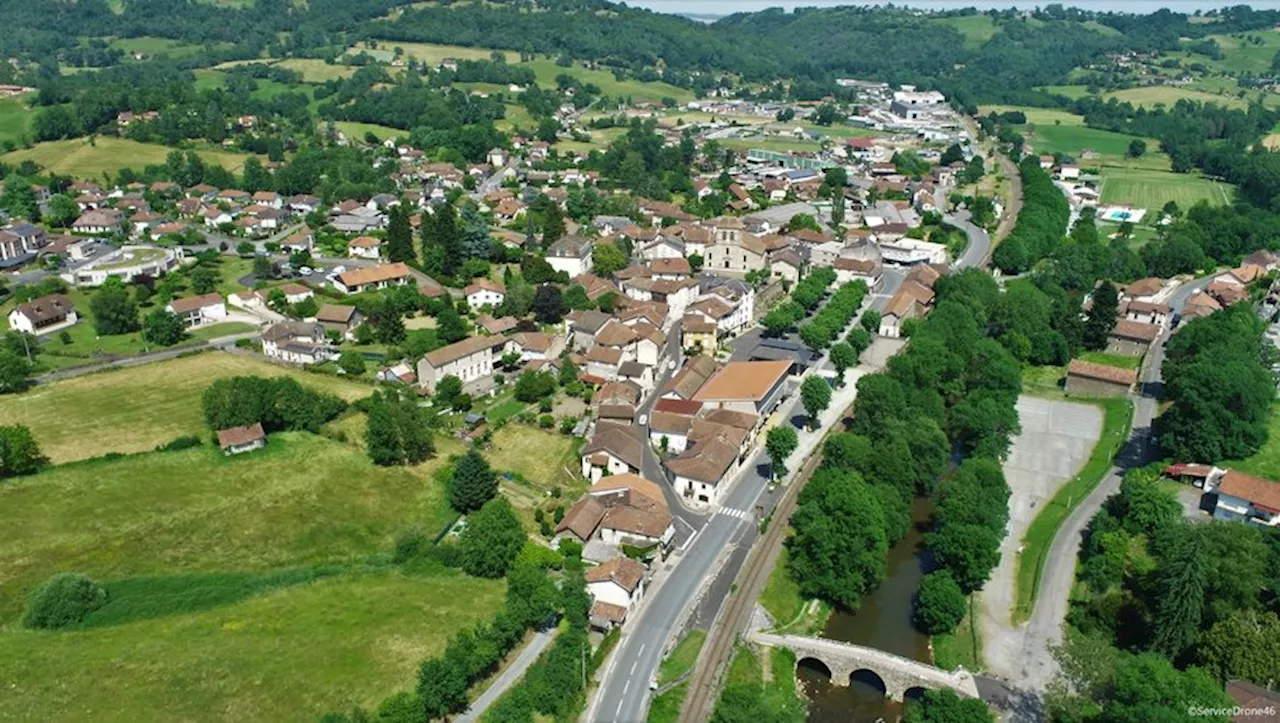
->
946;210;993;271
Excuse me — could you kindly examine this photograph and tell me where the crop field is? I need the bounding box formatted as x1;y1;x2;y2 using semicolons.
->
1;137;253;180
0;351;371;463
1100;167;1232;212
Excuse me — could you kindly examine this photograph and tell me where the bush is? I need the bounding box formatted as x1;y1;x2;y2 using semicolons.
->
538;414;554;428
23;572;108;629
155;435;202;452
392;526;429;564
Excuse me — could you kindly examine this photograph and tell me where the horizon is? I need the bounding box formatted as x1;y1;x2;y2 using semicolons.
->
623;0;1280;19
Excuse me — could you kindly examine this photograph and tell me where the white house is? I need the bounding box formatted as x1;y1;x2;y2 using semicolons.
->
585;557;646;627
9;294;77;335
580;424;644;483
1213;470;1280;527
465;279;506;309
546;235;593;278
347;235;383;260
333;263;413;294
166;293;228;327
415;334;507;393
261;321;333;365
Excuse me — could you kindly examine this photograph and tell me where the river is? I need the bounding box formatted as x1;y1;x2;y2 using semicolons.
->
796;496;934;722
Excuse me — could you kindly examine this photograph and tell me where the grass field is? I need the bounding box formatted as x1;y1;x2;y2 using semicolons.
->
0;351;371;463
1013;396;1133;624
760;547;805;628
932;594;983;672
0;96;38;147
1040;85;1093;100
0;565;501;722
979;105;1086;126
335;121;404;143
1224;402;1280;481
1;137;253;180
360;40;518;65
523;58;694;105
486;424;586;531
720;137;824;154
1197;31;1280;74
1100;166;1232;212
658;629;707;686
276;58;355;83
1103;85;1254;110
0;431;463;616
108;36;220;59
1078;351;1143;370
934;14;997;48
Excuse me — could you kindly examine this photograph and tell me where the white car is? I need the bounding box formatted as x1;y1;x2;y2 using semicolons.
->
638;413;648;426
299;266;313;276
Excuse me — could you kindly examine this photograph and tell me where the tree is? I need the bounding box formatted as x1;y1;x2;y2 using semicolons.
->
0;348;32;394
591;242;629;276
799;376;831;431
23;572;107;629
417;657;468;719
926;522;1002;593
1150;528;1208;660
1083;280;1119;350
142;309;185;346
458;498;526;578
436;303;468;344
365;391;434;466
505;560;559;629
514;370;556;402
386;204;415;263
435;375;463;406
785;213;821;233
540;203;565;247
90;278;139;335
913;571;967;634
765;425;798;480
338;351;366;376
1198;609;1280;686
787;470;888;610
46;194;80;228
905;690;993;723
532;285;566;324
0;174;38;220
1128;138;1147;158
940;143;966;166
0;424;46;477
711;683;805;723
860;309;881;334
829;342;857;387
450;449;498;513
190;266;218;295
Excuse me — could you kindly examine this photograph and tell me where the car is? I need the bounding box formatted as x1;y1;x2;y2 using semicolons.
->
638;413;648;426
331;265;346;275
299;266;313;276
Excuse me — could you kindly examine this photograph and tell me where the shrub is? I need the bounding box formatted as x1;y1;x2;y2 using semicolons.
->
392;526;429;564
156;435;202;452
538;414;554;428
23;573;108;629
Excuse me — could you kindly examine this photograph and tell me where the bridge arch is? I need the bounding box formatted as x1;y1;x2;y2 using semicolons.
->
904;686;929;702
796;656;833;681
850;669;888;697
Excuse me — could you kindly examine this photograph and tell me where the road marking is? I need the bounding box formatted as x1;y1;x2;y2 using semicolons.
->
624;680;631;696
615;699;624;718
638;643;647;657
630;660;638;675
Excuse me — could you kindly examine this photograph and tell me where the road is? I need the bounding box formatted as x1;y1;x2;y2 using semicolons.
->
456;627;559;723
946;210;993;271
589;273;921;723
30;331;258;385
990;274;1213;709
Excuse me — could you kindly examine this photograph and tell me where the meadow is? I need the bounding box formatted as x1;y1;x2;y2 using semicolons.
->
1190;31;1280;74
334;120;405;143
1102;85;1255;110
275;58;356;83
1100;166;1232;212
1224;404;1280;481
0;95;38;147
0;351;371;463
1;137;253;180
934;14;997;48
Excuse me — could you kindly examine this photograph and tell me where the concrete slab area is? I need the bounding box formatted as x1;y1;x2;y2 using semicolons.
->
981;396;1102;686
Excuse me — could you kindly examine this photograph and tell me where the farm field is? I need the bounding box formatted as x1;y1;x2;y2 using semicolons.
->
358;40;518;65
979;105;1086;126
1102;85;1254;110
523;57;695;105
276;58;356;83
0;95;38;147
1;137;253;180
334;121;404;143
0;351;371;463
107;36;222;59
1100;166;1232;213
1194;31;1280;74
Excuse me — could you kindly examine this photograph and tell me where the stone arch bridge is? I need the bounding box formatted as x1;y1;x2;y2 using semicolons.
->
748;632;980;702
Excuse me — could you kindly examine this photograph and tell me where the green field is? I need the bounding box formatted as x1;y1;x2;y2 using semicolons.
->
1100;166;1232;212
1;137;253;180
1079;351;1143;370
0;427;502;721
334;121;405;143
1103;85;1255;110
360;40;518;65
720;137;824;153
980;105;1086;126
0;95;38;147
108;36;221;59
934;14;998;48
1193;31;1280;74
523;57;694;105
0;351;371;463
933;593;983;672
276;58;356;83
1224;403;1280;481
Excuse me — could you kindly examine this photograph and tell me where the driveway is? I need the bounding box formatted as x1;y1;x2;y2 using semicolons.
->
981;397;1102;690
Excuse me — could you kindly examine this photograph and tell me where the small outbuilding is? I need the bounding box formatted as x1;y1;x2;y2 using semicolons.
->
217;422;266;455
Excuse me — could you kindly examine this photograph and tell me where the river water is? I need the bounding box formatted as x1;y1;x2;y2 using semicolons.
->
795;496;934;722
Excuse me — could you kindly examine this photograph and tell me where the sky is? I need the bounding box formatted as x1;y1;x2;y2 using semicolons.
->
624;0;1280;19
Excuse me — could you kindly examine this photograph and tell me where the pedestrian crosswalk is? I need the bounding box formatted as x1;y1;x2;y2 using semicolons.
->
716;506;752;520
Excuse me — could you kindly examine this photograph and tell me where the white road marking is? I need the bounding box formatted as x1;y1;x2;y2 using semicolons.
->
624;680;631;696
630;660;638;675
615;699;625;718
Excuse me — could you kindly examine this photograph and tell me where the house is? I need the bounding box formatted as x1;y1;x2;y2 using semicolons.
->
1181;290;1223;320
217;423;266;455
589;474;673;548
547;235;593;278
1213;470;1280;527
347;236;383;260
333;263;413;294
878;279;935;338
585;557;646;629
649;397;702;454
681;315;718;353
1124;300;1170;327
506;331;564;362
769;249;804;285
9;294;77;335
692;360;791;415
666;436;741;507
662;355;718;401
316;304;363;340
566;310;614;351
281;227;314;254
1121;277;1165;303
377;362;417;385
166;293;228;327
416;335;507;393
71;209;122;235
261;321;333;365
1106;319;1160;356
705;230;767;275
465;279;506;309
580;424;644;482
1064;359;1136;397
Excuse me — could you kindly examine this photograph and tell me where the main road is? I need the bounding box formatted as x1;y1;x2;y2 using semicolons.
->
590;244;980;721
